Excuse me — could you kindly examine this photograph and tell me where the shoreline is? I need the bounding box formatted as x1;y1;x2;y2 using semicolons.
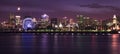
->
0;31;118;34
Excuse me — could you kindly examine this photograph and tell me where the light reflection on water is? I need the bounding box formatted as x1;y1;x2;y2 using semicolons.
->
111;34;119;54
0;33;120;54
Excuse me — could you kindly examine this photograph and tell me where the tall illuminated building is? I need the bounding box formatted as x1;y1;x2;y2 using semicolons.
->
112;14;119;30
9;13;16;24
77;15;84;24
32;18;37;23
61;17;69;26
15;6;21;25
51;18;58;28
15;0;21;26
113;14;117;24
15;15;21;25
76;15;84;30
40;14;50;28
10;13;14;19
15;6;21;28
41;14;49;22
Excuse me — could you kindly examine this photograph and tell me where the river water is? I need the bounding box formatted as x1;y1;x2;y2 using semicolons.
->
0;33;120;54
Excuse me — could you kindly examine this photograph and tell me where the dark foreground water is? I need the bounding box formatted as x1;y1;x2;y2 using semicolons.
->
0;33;120;54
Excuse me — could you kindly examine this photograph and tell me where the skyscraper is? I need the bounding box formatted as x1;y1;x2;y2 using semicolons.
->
112;14;119;30
9;13;16;24
51;18;58;28
77;15;84;24
61;17;69;26
76;15;84;30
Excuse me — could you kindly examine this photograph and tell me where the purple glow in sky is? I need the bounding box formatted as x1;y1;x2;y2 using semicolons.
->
0;0;120;20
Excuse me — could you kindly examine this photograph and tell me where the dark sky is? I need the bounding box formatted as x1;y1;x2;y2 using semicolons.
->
0;0;120;20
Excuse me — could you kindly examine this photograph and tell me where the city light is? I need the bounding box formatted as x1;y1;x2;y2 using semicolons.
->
23;18;34;30
1;1;120;54
59;23;63;28
17;7;21;11
55;25;58;28
0;14;119;33
15;15;21;18
41;14;49;18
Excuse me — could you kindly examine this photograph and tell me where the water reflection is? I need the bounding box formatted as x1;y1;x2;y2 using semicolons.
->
13;34;21;54
111;34;120;54
22;33;34;54
53;33;58;54
40;33;49;54
91;35;97;54
0;33;120;54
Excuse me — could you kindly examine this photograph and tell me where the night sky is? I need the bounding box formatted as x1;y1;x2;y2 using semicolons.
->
0;0;120;20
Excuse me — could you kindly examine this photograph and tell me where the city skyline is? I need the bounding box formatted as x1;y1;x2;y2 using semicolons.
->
0;0;120;20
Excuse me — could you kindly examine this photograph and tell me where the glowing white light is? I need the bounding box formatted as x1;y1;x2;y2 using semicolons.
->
59;23;63;28
15;15;21;18
27;23;32;28
41;14;49;18
23;18;35;30
113;14;117;19
113;27;115;30
118;31;120;34
55;25;58;28
17;7;21;11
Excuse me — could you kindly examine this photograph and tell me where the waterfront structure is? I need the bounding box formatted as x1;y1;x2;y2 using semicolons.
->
8;13;16;29
76;15;85;30
23;18;35;30
112;14;119;30
1;13;120;32
66;18;78;31
51;18;59;28
59;22;63;30
32;17;37;25
10;13;16;24
77;15;84;24
15;15;21;25
103;14;120;31
61;17;69;27
41;14;49;22
40;14;50;28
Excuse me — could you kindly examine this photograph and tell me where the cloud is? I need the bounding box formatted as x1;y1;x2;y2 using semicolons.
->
80;3;120;12
56;4;112;14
